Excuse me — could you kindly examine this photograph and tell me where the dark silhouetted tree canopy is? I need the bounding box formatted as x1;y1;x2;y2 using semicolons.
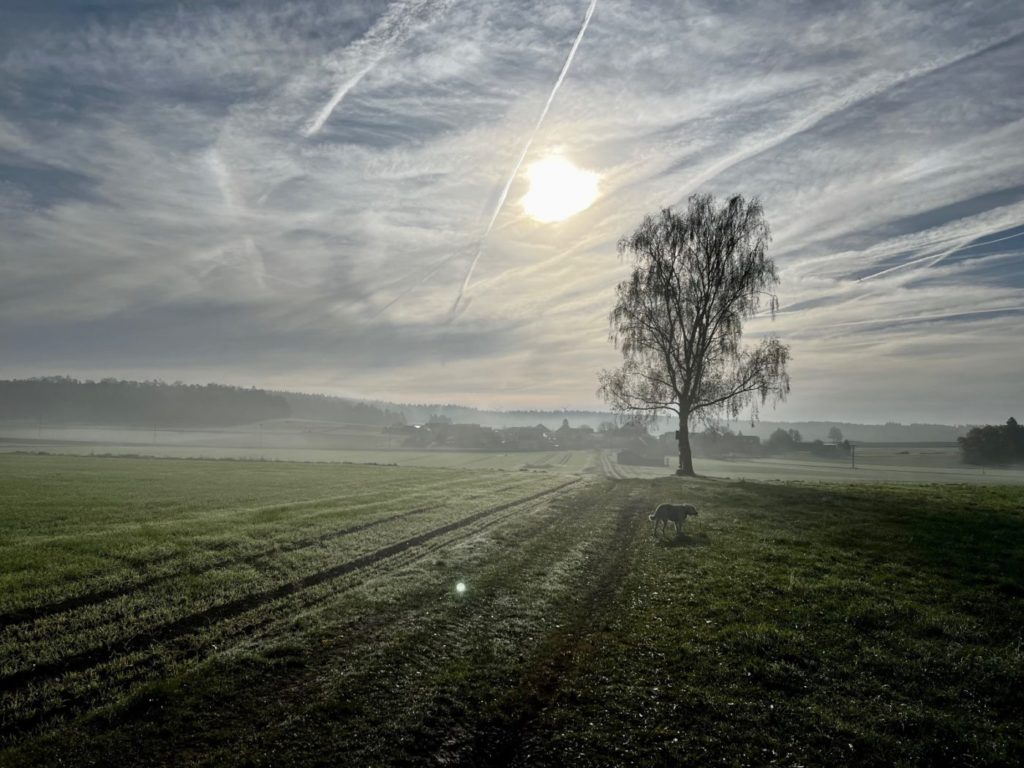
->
767;428;798;452
958;418;1024;465
0;377;403;427
598;193;790;475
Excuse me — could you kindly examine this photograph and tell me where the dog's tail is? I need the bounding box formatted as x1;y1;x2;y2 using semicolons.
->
648;514;655;521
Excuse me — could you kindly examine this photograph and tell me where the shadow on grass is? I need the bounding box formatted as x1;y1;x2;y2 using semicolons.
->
700;479;1023;589
655;530;709;548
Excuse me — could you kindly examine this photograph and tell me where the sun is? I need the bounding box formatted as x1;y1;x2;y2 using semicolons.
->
521;156;599;223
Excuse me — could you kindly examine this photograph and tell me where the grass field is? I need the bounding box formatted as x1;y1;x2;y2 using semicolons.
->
610;450;1024;486
2;454;1022;766
0;423;597;474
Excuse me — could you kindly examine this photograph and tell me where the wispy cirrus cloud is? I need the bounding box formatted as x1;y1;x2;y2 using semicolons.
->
1;0;1022;421
303;0;454;136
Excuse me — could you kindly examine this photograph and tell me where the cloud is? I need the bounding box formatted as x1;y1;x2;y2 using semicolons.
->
451;0;598;316
1;0;1022;422
302;0;454;136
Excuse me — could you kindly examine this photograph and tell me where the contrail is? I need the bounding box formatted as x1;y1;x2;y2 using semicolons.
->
305;62;379;137
857;228;1024;282
815;304;1024;330
666;29;1024;208
304;0;448;137
449;0;598;318
368;249;468;320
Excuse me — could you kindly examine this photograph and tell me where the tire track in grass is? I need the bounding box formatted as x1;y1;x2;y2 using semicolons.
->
464;489;643;766
0;505;434;628
0;479;581;701
243;481;627;766
314;496;602;763
223;487;567;647
2;482;587;757
16;485;416;544
0;482;559;696
1;483;583;744
2;481;544;667
0;476;541;628
237;490;570;650
5;470;516;569
599;450;628;479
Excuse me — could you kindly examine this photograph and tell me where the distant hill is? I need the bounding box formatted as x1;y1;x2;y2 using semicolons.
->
0;377;401;428
0;377;974;441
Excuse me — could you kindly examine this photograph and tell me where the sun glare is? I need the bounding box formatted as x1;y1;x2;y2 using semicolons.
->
521;156;599;223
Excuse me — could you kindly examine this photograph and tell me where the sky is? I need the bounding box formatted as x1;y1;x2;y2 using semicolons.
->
1;0;1022;424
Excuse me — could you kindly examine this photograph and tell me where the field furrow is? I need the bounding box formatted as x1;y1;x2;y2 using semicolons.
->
0;474;581;739
1;472;540;614
0;479;572;673
0;504;436;627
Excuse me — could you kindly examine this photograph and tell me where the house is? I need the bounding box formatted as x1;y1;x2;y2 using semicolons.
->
554;418;598;449
500;425;555;451
446;423;501;450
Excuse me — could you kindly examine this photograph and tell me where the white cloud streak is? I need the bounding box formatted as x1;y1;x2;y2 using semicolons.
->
305;62;380;137
449;0;598;317
667;28;1024;207
303;0;449;137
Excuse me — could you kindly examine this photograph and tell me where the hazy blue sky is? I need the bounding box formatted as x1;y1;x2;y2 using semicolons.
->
1;0;1022;423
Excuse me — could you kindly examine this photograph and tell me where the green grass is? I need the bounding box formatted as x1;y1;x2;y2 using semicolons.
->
1;444;598;473
617;451;1024;485
0;423;600;474
0;454;563;611
517;479;1024;766
1;455;1022;766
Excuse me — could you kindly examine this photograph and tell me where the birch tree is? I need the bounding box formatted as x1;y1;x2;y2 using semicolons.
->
598;194;790;476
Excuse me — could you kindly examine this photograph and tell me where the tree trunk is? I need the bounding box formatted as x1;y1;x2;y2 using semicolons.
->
677;412;695;476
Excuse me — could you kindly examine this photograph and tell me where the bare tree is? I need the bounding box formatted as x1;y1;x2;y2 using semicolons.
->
598;194;790;476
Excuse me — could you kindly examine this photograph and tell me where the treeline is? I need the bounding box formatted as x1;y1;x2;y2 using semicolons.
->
0;378;400;427
732;420;968;443
958;418;1024;465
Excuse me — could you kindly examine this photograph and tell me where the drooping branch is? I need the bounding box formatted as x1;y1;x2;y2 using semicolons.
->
692;336;791;416
598;193;790;475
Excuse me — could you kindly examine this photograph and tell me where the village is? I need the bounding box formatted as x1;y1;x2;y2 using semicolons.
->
380;418;839;466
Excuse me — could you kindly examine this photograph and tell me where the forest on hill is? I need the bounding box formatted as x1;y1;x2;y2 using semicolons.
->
0;378;402;428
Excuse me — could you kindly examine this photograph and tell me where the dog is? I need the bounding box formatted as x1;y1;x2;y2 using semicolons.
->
649;503;698;535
